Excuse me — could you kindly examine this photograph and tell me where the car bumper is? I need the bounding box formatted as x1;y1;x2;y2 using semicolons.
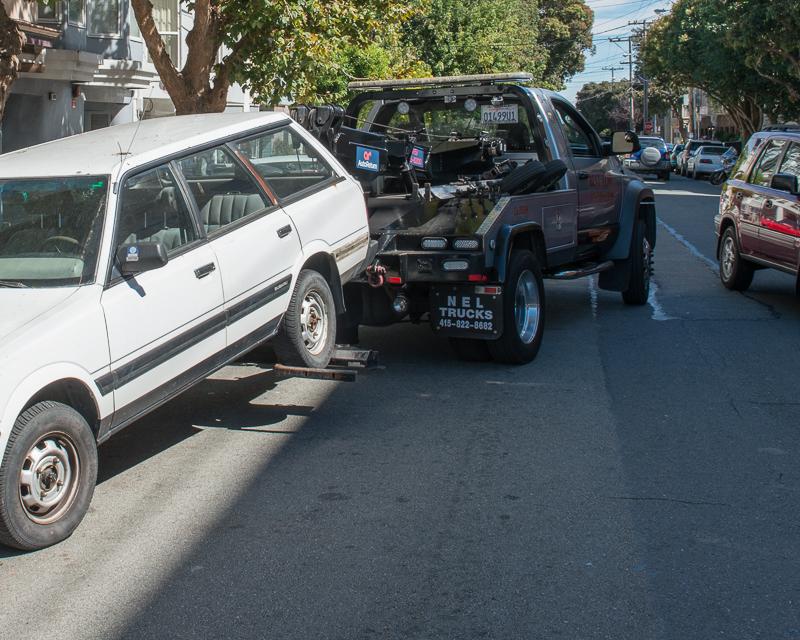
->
692;164;721;174
625;160;671;173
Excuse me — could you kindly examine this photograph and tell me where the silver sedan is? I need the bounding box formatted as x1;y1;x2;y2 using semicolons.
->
687;145;728;179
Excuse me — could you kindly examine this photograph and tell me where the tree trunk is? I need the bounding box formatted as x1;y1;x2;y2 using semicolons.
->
131;0;230;115
0;3;25;126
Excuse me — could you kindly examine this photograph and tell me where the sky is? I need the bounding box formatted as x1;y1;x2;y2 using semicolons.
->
562;0;675;103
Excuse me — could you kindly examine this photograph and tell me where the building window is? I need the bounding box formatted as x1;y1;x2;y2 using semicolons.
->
153;0;180;63
89;0;120;36
68;0;86;26
37;1;63;23
129;1;141;39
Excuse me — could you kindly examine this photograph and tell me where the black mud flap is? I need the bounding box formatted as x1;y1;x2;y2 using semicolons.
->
430;284;503;340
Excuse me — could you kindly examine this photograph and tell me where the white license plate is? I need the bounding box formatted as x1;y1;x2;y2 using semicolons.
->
481;105;519;125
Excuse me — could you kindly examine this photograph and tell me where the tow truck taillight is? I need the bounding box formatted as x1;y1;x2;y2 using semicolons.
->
475;286;500;295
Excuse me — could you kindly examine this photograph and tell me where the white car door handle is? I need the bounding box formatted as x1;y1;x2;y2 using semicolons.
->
194;263;216;279
277;225;293;239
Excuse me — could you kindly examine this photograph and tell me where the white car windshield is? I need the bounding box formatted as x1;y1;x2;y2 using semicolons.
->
0;176;109;287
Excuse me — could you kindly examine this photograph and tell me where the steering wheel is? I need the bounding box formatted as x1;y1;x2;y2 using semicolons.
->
40;235;80;255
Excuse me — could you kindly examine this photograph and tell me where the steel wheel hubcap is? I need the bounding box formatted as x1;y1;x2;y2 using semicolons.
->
300;290;327;356
514;270;541;345
721;237;736;280
19;432;80;525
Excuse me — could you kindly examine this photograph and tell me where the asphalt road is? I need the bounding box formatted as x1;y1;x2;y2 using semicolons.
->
2;175;799;640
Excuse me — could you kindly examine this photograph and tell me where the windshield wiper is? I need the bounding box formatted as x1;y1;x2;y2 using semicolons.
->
0;280;30;288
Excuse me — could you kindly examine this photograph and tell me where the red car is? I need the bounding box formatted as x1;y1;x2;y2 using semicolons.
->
715;127;800;294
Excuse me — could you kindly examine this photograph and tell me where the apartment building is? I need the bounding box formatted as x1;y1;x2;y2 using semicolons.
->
2;0;257;152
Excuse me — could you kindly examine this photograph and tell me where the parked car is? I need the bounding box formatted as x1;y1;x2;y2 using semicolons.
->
293;73;657;364
678;139;713;176
715;129;800;294
0;112;369;550
623;136;671;181
670;144;685;171
687;145;728;179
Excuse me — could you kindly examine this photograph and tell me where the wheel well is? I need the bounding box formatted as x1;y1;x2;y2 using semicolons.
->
510;230;547;267
638;198;657;248
301;252;345;313
716;217;736;257
25;379;100;437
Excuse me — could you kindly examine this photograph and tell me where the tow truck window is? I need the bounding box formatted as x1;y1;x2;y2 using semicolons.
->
552;101;599;158
376;99;542;156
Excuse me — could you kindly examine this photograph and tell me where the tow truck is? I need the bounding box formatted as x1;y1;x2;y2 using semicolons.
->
292;73;656;364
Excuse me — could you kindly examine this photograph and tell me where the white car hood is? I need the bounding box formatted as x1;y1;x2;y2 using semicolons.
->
0;288;79;342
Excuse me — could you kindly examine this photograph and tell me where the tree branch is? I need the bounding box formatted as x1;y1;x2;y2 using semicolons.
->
131;0;184;100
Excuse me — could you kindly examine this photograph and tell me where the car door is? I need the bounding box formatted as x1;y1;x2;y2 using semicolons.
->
760;141;800;270
236;124;369;282
100;163;226;422
551;99;622;238
742;138;788;260
175;142;302;348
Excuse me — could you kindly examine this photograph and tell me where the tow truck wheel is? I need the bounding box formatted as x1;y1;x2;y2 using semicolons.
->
449;338;492;362
622;219;652;305
0;401;97;551
487;250;545;365
273;269;337;368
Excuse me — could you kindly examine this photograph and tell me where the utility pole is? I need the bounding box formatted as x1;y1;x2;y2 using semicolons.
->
629;18;660;135
610;36;635;131
603;66;624;86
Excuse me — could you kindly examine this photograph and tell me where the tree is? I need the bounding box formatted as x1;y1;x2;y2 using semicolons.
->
131;0;417;114
402;0;546;79
719;0;800;106
640;0;799;138
0;3;27;125
575;80;630;136
537;0;594;90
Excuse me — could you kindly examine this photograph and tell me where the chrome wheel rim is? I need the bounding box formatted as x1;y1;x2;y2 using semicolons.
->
721;236;736;281
514;270;541;345
300;290;327;356
19;432;80;525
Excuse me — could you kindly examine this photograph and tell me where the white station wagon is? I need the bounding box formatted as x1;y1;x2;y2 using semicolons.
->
0;112;369;550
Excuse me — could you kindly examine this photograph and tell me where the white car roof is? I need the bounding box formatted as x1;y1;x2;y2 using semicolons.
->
0;112;291;179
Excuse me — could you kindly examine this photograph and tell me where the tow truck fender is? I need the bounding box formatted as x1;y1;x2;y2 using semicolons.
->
492;222;545;283
605;180;656;260
598;180;656;292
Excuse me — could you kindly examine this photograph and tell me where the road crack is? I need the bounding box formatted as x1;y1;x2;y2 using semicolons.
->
605;495;730;507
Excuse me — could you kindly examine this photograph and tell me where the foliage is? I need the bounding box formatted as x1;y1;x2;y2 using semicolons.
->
718;0;800;104
402;0;546;79
131;0;418;113
536;0;594;90
575;80;631;136
640;0;800;138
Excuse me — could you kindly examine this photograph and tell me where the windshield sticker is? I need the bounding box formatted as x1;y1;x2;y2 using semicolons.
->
126;246;140;262
410;146;426;169
481;105;519;125
356;146;380;173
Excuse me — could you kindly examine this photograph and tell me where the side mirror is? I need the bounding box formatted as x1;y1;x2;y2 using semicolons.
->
610;131;640;155
771;173;799;195
116;241;168;276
